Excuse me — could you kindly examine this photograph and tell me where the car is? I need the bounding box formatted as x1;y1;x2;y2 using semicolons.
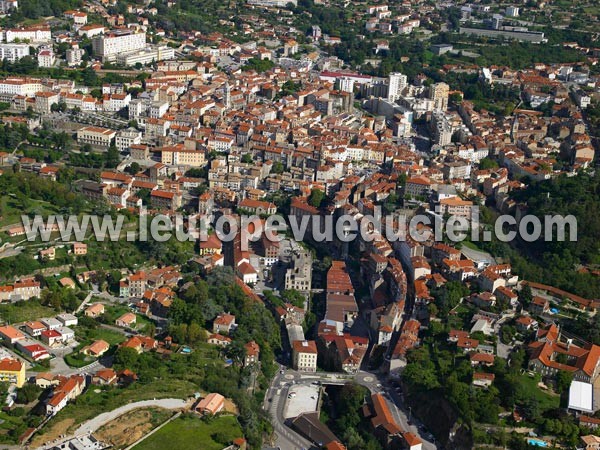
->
280;370;284;374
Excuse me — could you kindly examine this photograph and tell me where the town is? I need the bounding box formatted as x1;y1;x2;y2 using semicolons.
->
0;0;598;449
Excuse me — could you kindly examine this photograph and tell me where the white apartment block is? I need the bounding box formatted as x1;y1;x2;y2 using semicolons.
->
388;72;407;103
0;0;18;13
115;46;175;67
0;77;43;98
66;47;85;67
92;30;146;60
103;93;131;112
5;27;51;43
0;44;29;63
37;49;55;68
77;126;117;148
115;128;142;152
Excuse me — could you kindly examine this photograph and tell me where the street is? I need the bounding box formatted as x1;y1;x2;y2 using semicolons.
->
264;368;437;450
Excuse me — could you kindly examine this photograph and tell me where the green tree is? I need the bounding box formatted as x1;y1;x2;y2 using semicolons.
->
308;188;325;208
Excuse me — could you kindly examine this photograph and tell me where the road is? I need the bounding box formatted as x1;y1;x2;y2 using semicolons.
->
264;368;437;450
263;367;313;450
73;398;188;435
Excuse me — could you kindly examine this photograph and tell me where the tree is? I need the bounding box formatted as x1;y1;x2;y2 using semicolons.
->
187;322;203;343
114;346;139;369
15;384;41;404
518;284;533;308
126;162;141;175
308;188;325;208
556;370;573;393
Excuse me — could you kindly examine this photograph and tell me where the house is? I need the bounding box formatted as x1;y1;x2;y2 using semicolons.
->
35;372;60;389
41;329;63;346
292;340;318;372
213;313;236;334
46;375;85;415
92;368;117;385
81;339;110;357
0;358;25;387
529;296;550;315
244;340;260;366
457;336;480;352
115;312;137;328
580;416;600;430
472;372;495;388
470;352;495;367
470;319;493;336
72;242;88;255
0;325;25;344
24;321;46;336
195;392;225;415
120;335;157;353
56;313;78;327
581;435;600;450
57;327;75;342
363;393;404;449
85;303;105;318
516;316;538;332
207;333;232;347
59;277;76;289
41;317;62;331
17;342;50;361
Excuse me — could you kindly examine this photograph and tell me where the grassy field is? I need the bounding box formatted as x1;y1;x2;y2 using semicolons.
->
35;379;197;442
518;373;560;412
0;300;56;324
133;414;243;450
0;196;61;228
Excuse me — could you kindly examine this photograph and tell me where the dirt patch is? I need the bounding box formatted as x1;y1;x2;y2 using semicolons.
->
94;407;173;449
31;418;76;448
223;398;239;415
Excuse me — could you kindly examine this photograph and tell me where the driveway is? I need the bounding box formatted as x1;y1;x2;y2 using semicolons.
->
74;398;188;435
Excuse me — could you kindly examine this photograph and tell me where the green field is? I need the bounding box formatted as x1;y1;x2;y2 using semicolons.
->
0;300;56;324
518;373;560;412
36;379;198;440
133;414;243;450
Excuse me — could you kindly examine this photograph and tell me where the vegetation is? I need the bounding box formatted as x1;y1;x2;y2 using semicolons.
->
133;414;243;450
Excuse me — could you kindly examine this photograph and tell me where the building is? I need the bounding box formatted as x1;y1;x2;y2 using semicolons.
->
0;358;25;388
115;312;137;328
92;30;147;61
5;26;51;43
429;82;449;111
292;340;318;372
195;392;225;415
213;313;236;334
85;303;105;318
37;48;55;68
244;340;260;366
0;44;30;63
387;72;407;103
0;325;25;344
115;128;142;152
77;126;117;149
81;339;110;357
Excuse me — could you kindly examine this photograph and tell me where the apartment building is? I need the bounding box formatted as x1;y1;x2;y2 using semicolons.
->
92;30;146;61
0;43;29;63
77;126;117;149
292;340;318;372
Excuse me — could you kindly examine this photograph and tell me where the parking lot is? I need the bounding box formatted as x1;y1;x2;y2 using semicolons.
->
282;383;320;419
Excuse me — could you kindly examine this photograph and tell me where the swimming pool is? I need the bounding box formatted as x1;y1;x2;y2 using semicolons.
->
527;438;549;447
